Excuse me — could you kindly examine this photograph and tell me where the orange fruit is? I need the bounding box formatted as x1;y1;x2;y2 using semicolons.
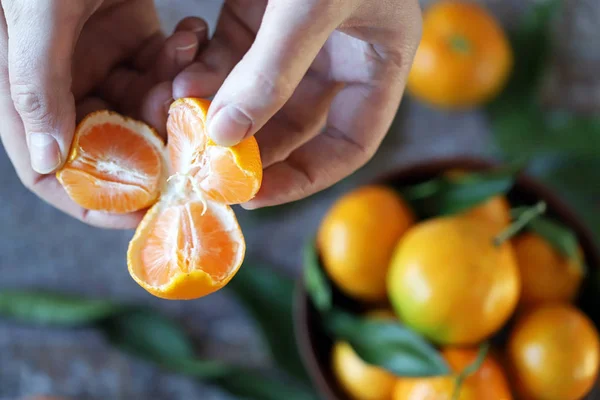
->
317;185;415;302
443;169;511;233
407;0;512;108
332;341;397;400
331;311;398;400
462;195;511;234
387;216;520;345
513;233;585;307
57;111;167;213
58;98;262;299
393;348;513;400
166;98;262;204
507;304;600;400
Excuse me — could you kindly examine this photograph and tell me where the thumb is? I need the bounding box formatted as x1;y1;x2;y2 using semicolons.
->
4;1;96;174
206;1;345;146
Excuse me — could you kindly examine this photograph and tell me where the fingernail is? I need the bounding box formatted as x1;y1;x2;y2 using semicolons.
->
191;25;207;42
208;106;252;146
29;133;61;174
175;42;198;65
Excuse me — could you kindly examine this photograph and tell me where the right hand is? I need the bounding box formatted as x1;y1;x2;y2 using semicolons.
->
0;0;207;228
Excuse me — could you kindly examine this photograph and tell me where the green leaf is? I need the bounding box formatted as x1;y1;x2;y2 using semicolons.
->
452;343;490;400
0;289;318;400
227;263;310;382
400;164;520;217
217;372;318;400
327;310;450;377
0;290;117;326
536;157;600;243
101;309;196;362
510;208;585;273
494;201;547;246
303;240;332;313
502;0;560;95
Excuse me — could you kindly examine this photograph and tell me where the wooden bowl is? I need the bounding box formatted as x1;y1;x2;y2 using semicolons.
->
294;156;600;400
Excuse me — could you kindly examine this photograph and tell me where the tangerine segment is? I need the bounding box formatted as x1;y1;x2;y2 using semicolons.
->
57;111;166;213
167;98;262;204
127;197;245;300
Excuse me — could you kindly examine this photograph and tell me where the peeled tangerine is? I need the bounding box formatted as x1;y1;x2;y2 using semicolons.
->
57;99;262;299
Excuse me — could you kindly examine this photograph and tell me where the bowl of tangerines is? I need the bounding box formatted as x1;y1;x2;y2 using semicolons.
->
295;157;600;400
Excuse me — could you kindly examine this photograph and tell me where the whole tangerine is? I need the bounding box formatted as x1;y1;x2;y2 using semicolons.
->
387;216;520;345
407;0;513;108
507;304;600;400
513;233;585;307
331;311;398;400
393;347;513;400
318;185;415;302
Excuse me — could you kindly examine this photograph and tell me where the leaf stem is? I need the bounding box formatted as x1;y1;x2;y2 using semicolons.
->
494;201;547;246
452;343;490;400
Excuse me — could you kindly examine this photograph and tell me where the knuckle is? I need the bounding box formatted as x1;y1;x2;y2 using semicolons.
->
253;70;295;105
10;83;52;123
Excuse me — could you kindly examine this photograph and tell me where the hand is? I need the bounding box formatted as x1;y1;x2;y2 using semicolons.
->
174;0;422;208
0;0;207;228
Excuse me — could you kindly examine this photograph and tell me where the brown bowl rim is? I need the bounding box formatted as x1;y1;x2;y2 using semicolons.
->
293;156;600;400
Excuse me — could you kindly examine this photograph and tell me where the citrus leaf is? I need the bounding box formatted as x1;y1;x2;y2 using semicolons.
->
227;263;310;382
511;209;584;272
0;290;117;326
303;241;332;313
494;201;547;246
0;289;318;400
327;310;450;377
100;309;197;362
218;372;318;400
501;0;560;96
400;164;520;218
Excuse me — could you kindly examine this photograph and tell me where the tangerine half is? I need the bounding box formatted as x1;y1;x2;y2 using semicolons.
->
57;98;262;299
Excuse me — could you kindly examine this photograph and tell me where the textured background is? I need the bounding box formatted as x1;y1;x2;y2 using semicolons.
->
0;0;583;399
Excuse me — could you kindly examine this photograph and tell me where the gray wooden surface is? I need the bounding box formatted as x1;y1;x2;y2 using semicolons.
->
1;1;592;399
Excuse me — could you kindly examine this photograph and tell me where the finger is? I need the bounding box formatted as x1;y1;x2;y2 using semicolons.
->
154;31;200;82
256;74;341;168
4;1;88;174
139;81;173;138
173;6;257;99
130;32;166;72
0;6;140;229
205;0;348;146
244;80;406;209
174;16;209;42
75;97;110;123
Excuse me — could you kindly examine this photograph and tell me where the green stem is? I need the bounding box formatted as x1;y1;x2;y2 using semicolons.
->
494;201;547;246
449;35;471;53
452;343;490;400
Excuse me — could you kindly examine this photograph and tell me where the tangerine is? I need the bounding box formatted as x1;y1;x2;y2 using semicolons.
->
407;0;512;108
507;304;600;400
393;348;513;400
317;185;415;302
58;98;262;299
331;311;398;400
387;216;520;345
513;233;585;307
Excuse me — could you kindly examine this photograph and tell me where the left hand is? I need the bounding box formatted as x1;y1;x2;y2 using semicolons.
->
173;0;422;208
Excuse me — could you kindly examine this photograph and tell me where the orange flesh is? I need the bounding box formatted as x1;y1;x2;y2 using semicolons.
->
58;119;164;213
131;199;242;287
167;100;262;205
166;100;208;175
58;100;261;300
